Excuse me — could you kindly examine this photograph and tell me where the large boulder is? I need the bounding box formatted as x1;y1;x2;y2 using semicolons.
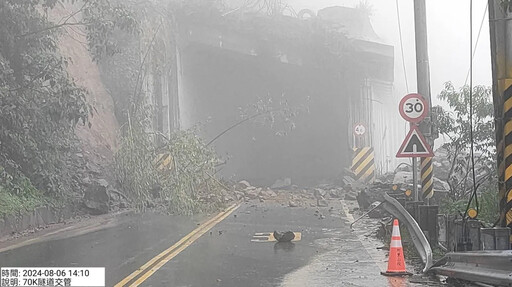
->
83;179;110;215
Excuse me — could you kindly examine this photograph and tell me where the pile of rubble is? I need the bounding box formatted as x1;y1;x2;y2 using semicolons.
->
233;180;278;202
226;180;360;208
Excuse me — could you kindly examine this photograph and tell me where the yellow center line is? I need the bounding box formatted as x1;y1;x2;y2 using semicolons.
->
129;204;239;286
114;204;239;287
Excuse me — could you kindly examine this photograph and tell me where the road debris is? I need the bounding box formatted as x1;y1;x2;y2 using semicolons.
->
271;178;292;189
273;231;295;242
288;200;299;207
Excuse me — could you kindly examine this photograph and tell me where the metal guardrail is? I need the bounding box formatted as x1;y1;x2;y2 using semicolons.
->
381;193;433;272
431;250;512;286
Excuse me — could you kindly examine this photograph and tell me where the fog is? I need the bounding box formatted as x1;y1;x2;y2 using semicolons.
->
288;0;492;106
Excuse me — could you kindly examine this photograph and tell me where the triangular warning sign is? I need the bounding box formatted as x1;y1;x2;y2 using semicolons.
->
396;126;434;158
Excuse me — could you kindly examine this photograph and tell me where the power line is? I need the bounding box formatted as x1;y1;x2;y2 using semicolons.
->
395;0;409;93
464;2;488;86
464;0;479;220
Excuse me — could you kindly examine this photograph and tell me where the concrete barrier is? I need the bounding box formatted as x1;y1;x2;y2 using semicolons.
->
0;205;76;238
431;250;512;286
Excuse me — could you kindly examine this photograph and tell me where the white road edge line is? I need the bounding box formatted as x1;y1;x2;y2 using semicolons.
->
340;199;386;272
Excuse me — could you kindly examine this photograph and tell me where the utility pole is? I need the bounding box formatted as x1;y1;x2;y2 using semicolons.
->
488;0;512;239
412;0;439;245
414;0;431;105
413;0;435;202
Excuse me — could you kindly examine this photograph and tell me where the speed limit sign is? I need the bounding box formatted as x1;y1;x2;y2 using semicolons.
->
353;123;366;136
399;93;428;123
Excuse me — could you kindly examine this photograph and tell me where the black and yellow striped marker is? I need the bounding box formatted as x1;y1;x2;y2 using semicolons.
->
154;153;173;172
501;85;512;231
350;147;376;184
421;157;434;199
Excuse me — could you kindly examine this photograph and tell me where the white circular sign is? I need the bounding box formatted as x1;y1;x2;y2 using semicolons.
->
399;94;428;123
354;124;366;136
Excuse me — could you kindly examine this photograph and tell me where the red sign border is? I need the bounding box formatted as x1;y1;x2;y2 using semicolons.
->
399;93;428;123
396;125;434;158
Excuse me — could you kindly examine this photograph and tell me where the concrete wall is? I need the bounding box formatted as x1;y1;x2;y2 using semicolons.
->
0;206;76;238
368;79;406;174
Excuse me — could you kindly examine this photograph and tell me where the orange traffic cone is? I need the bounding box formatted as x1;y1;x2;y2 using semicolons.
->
381;219;412;276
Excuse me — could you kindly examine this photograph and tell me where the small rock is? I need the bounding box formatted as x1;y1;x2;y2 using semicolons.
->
288;200;298;207
234;191;245;200
271;178;292;189
95;178;109;188
237;180;251;190
329;189;341;198
86;162;102;175
259;189;277;199
314;188;327;198
319;214;326;219
245;189;259;200
317;199;328;207
82;177;92;186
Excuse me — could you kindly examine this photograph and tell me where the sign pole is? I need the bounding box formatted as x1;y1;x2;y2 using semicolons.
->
413;157;418;202
397;93;434;222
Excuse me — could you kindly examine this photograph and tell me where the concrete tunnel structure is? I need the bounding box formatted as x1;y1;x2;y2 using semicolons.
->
146;6;398;186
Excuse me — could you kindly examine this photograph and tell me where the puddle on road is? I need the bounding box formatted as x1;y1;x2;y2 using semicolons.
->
280;208;450;287
281;229;391;287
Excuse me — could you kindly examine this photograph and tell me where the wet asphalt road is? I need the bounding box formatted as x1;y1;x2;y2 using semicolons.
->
0;201;433;286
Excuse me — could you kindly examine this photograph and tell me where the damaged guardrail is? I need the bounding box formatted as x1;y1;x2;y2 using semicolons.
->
430;250;512;286
381;193;433;272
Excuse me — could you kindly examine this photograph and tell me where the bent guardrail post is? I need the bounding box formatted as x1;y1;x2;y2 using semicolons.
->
431;251;512;286
381;193;433;272
350;201;384;230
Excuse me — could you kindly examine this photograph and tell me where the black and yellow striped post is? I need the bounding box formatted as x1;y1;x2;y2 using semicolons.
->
154;153;173;172
350;147;376;184
501;85;512;231
421;157;434;199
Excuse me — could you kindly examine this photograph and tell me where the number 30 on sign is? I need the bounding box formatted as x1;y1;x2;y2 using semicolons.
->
399;93;428;123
